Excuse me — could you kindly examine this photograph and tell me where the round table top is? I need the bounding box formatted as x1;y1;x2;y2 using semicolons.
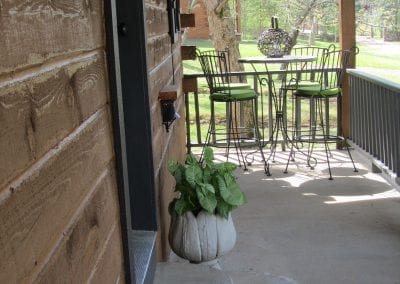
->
238;55;316;64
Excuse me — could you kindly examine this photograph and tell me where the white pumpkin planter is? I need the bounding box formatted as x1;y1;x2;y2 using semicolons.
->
168;210;236;263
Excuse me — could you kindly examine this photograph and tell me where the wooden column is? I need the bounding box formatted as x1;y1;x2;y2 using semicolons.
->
339;0;356;139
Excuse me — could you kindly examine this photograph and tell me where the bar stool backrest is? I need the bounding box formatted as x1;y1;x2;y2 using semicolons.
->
197;49;232;95
321;48;352;90
289;44;335;83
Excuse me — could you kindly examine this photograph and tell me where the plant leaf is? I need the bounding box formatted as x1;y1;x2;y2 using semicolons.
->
196;186;217;214
174;184;190;195
199;182;215;194
215;161;237;175
216;198;235;219
173;198;193;216
202;166;212;183
168;160;185;184
203;147;214;165
219;174;246;206
185;163;202;187
167;160;178;174
185;153;198;165
222;162;237;173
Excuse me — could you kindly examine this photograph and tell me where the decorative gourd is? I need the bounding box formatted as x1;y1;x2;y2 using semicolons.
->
257;16;293;58
169;210;236;263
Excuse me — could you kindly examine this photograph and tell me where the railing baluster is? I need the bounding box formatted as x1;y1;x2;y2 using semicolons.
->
374;83;381;159
388;90;395;171
348;70;400;178
382;88;389;166
367;81;374;155
395;95;400;176
185;91;191;153
194;89;202;144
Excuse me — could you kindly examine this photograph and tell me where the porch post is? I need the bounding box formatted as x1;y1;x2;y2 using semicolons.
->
339;0;356;139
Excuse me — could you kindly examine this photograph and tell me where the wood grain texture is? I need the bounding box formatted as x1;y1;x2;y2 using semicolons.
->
151;95;185;170
145;0;165;8
147;34;172;71
0;52;108;189
35;168;123;284
339;0;356;138
183;77;198;93
0;0;104;74
87;223;124;284
158;85;179;101
172;44;183;71
71;52;108;119
157;165;175;260
180;14;196;28
0;108;115;283
145;5;169;38
153;97;186;261
152;125;168;174
181;46;197;60
148;54;174;110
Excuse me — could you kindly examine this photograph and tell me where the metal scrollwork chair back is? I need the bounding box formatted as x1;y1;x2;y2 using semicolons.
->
197;49;266;170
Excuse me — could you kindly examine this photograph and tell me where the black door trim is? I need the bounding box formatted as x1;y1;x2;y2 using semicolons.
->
104;0;157;282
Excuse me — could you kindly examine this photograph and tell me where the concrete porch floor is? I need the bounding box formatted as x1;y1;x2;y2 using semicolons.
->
154;149;400;284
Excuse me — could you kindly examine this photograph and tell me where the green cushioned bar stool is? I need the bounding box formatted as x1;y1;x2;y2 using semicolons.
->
284;48;358;180
197;49;266;170
284;45;336;141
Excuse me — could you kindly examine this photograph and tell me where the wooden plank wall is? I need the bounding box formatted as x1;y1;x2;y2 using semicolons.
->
145;0;187;261
0;0;124;282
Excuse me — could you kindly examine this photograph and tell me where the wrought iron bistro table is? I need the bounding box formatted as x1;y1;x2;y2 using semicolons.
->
238;55;316;176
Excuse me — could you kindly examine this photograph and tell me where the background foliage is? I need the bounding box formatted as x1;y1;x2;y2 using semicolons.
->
236;0;400;42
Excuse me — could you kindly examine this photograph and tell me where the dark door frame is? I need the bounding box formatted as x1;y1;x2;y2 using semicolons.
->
104;0;157;283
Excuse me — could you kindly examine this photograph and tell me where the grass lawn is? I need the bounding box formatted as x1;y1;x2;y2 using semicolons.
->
184;38;400;83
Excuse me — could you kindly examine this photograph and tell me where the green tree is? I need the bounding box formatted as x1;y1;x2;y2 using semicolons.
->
240;0;338;46
356;0;400;40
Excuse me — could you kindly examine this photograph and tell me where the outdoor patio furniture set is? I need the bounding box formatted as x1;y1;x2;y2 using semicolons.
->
196;43;359;180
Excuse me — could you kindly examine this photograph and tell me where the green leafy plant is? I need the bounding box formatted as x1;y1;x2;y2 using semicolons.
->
168;147;246;219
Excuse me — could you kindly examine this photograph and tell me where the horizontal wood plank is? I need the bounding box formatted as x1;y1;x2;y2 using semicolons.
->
0;109;115;283
145;5;169;38
0;52;108;189
87;223;124;284
148;54;174;109
147;34;172;71
35;168;122;283
0;0;104;74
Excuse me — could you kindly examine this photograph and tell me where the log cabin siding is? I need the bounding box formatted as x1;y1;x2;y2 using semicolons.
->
0;0;186;280
145;0;186;261
0;0;124;282
0;0;104;75
0;52;108;189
